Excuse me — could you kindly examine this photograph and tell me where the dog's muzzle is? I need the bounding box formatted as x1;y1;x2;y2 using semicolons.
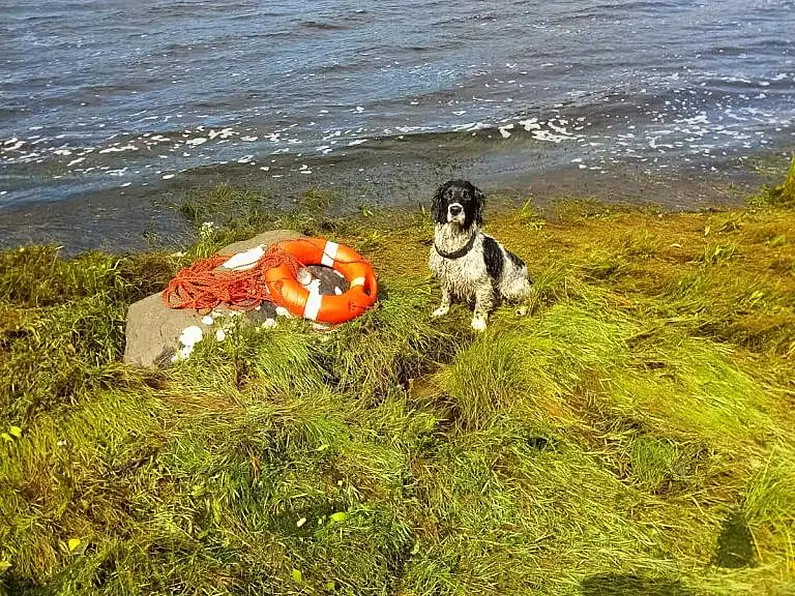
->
447;203;464;223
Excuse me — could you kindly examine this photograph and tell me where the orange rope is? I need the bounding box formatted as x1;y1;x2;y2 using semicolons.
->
162;245;301;312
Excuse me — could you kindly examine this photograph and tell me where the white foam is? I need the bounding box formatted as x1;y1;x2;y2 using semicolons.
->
548;121;572;136
519;118;540;131
530;130;572;143
456;122;488;132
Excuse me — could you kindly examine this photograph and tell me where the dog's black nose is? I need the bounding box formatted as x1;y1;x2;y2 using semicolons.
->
449;204;463;216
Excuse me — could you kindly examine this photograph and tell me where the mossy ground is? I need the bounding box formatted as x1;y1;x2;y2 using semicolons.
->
1;161;794;595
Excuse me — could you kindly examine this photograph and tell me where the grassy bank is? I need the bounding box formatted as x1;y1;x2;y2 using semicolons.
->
1;162;794;595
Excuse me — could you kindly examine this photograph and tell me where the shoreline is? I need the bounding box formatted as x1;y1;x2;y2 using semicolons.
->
1;143;791;255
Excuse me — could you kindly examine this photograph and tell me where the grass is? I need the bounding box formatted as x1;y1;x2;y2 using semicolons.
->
1;160;795;595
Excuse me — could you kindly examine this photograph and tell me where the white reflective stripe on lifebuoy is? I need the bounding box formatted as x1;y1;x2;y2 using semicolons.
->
350;277;366;287
321;241;339;267
303;291;323;321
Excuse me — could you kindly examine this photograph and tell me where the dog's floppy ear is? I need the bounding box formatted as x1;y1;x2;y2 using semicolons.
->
431;183;448;224
472;184;485;227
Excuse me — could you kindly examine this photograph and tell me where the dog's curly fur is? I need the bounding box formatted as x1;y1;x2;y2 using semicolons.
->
428;179;532;331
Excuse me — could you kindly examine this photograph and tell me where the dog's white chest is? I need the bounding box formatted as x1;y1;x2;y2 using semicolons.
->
429;244;487;300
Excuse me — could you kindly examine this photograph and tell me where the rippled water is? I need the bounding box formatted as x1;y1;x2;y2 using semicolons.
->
1;0;794;209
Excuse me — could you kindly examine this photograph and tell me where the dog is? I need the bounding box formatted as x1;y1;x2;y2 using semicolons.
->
429;179;532;331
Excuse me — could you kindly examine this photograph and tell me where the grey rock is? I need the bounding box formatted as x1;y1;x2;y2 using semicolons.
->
123;229;305;368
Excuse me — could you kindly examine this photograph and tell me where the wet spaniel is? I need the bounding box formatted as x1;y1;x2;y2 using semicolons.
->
429;179;532;331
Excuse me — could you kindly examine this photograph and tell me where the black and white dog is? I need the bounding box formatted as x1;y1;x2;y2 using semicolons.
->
429;179;532;331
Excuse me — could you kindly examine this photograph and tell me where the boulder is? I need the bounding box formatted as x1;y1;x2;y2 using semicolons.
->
124;229;324;368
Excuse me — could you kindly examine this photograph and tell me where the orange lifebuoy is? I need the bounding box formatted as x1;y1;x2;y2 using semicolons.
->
264;238;378;324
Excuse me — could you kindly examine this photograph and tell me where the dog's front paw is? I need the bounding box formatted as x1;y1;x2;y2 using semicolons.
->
432;305;450;318
515;306;528;317
471;316;487;332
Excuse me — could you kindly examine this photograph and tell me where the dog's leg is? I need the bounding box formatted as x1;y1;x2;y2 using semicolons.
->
472;284;494;331
432;286;452;318
514;279;534;316
500;274;533;317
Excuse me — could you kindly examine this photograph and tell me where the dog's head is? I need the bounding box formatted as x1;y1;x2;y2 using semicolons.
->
431;179;485;230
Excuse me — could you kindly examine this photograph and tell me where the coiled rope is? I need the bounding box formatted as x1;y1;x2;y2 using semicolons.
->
162;245;301;312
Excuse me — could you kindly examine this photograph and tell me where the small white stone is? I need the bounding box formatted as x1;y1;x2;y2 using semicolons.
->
201;315;214;326
179;326;203;346
223;246;264;271
215;329;226;342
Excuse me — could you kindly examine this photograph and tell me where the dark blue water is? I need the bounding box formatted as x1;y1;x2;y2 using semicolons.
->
1;0;794;208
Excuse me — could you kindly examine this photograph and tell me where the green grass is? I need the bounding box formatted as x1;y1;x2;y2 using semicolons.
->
2;162;795;595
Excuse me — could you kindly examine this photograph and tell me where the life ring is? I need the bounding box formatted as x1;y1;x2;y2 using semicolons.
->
264;238;378;324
